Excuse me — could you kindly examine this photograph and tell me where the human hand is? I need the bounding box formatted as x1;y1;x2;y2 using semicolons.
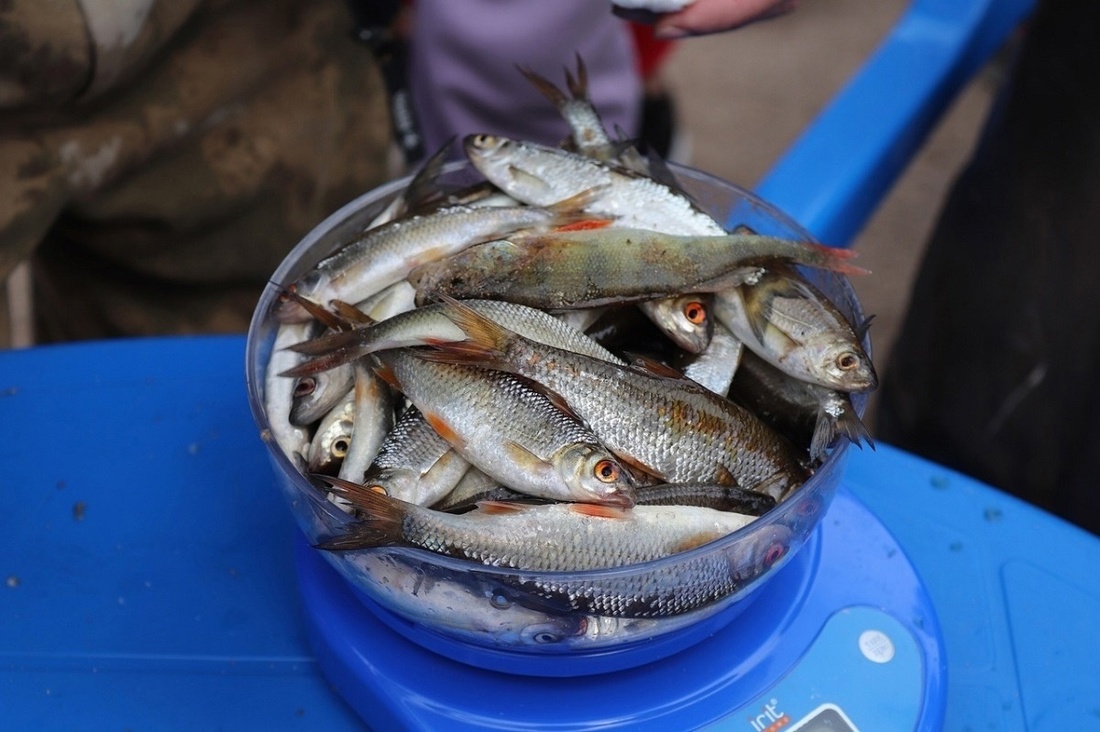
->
614;0;800;39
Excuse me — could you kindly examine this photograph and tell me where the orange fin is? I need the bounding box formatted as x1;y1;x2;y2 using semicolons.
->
568;503;629;519
475;500;531;516
424;411;466;450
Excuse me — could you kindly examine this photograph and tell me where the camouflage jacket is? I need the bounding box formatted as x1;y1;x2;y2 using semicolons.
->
0;0;392;340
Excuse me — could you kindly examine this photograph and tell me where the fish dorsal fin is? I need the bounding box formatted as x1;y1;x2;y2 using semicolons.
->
509;373;584;423
715;464;739;487
855;313;876;342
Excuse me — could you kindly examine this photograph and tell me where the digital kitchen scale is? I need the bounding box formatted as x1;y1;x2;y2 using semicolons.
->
294;486;946;730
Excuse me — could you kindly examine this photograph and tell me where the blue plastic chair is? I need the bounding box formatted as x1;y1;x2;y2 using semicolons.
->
753;0;1037;247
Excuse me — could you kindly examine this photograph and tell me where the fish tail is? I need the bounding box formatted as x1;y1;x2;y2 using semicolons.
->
279;330;371;377
278;288;354;331
516;64;569;110
811;404;875;459
800;243;870;276
313;475;408;550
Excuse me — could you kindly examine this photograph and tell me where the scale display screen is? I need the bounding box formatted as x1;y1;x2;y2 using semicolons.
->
790;704;860;732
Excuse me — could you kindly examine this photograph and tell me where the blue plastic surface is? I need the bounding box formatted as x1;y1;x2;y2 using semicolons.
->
753;0;1036;246
3;336;1100;730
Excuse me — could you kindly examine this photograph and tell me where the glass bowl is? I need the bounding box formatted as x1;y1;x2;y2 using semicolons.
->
245;160;870;675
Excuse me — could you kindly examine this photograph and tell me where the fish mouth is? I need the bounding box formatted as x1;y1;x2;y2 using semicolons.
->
599;490;636;509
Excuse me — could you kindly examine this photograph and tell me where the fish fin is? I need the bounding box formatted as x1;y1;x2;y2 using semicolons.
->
545;184;611;214
553;218;615;232
739;285;773;344
516;64;569;110
403;138;454;213
423;411;467;451
279;289;352;332
797;243;869;275
732;224;757;235
502;439;553;473
568;503;630;519
715;464;739;487
614;451;668;483
672;531;726;553
475;500;531;516
854;313;876;342
330;300;377;327
625;352;684;379
311;474;408;549
371;360;403;391
509;374;585;422
416;295;517;367
506;164;554;199
566;52;589;99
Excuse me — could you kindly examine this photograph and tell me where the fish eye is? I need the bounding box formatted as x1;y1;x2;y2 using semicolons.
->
683;301;707;325
368;485;388;496
836;352;860;371
332;437;350;458
594;459;620;483
763;542;786;568
533;631;560;644
293;378;316;397
490;592;512;609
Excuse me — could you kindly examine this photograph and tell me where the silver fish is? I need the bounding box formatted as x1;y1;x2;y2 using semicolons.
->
421;299;809;500
713;264;876;393
336;360;396;484
373;348;637;507
289;360;355;426
319;484;784;618
282;298;626;379
262;322;312;466
308;388;356;476
276;198;595;323
679;321;744;396
729;348;873;461
464;134;724;235
358;406;471;506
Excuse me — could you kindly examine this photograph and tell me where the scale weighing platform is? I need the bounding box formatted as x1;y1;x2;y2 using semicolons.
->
4;336;1099;730
296;486;942;731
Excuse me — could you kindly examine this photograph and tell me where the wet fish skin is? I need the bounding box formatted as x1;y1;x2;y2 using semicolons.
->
410;227;865;311
358;406;471;507
373;347;637;507
308;388;356;476
336;361;396;483
678;321;743;396
262;322;312;466
317;484;775;617
282;298;626;378
714;264;877;393
463;133;725;235
275;200;593;323
729;348;873;461
420;299;810;500
289;360;355;426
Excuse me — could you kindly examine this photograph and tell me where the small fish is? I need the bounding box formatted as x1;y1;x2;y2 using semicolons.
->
336;360;396;484
419;299;810;500
282;298;625;379
356;406;471;506
729;349;873;461
517;57;619;164
634;482;776;516
713;263;877;393
678;321;744;396
308;388;356;476
289;361;355;427
410;227;865;311
464;133;725;235
317;484;779;617
275;195;598;323
372;347;637;507
262;322;312;466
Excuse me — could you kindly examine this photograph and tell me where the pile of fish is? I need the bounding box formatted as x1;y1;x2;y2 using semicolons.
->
259;60;876;624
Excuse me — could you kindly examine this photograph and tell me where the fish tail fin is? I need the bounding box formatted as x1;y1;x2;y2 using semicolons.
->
565;53;589;100
811;402;875;460
516;64;569;110
278;288;354;332
312;475;408;550
799;243;870;276
279;330;371;377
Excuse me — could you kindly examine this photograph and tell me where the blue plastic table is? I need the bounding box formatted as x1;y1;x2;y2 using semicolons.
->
2;335;1098;730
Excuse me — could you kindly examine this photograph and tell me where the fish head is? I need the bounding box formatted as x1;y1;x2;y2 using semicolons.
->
725;523;793;585
810;337;878;393
556;443;637;508
307;417;355;474
640;295;714;354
